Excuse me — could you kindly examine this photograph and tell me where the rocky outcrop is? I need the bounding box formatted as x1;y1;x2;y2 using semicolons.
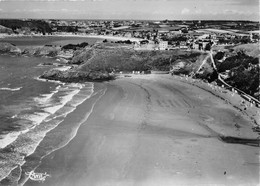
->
0;25;13;34
40;69;115;82
0;42;21;55
0;42;75;62
0;42;64;58
21;46;60;57
69;48;94;65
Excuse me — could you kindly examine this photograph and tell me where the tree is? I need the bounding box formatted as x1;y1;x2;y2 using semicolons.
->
204;43;211;51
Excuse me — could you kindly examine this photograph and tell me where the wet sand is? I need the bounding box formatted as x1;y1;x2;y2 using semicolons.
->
25;74;259;186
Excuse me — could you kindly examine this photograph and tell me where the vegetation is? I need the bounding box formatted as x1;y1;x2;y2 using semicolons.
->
69;48;94;65
233;43;260;58
69;44;201;72
1;38;258;99
0;19;52;34
214;51;225;60
114;40;133;44
62;42;89;50
217;51;258;72
216;51;259;99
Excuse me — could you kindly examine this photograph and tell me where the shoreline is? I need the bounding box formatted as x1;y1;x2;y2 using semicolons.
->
0;33;142;42
168;74;260;128
23;74;259;186
0;82;104;185
0;47;259;185
116;73;260;129
18;83;106;186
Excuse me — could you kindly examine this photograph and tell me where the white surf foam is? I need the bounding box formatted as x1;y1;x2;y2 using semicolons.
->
0;84;83;151
0;82;94;182
42;88;80;115
0;129;29;149
35;77;65;85
16;87;105;186
19;112;50;126
54;66;71;71
0;87;22;91
33;87;60;104
37;88;106;163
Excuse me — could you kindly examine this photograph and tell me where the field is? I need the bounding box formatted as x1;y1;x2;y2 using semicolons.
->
194;28;251;36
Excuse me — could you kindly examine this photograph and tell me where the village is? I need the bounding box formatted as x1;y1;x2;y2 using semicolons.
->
48;19;260;50
0;19;259;51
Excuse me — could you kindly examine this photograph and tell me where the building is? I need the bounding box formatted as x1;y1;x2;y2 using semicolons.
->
159;41;168;50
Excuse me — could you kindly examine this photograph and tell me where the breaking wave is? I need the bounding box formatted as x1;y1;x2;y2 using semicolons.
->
0;81;94;183
0;87;22;91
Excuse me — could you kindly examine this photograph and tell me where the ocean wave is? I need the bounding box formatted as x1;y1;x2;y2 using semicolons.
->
18;87;105;186
0;87;22;91
0;129;29;149
0;82;94;182
33;86;60;104
19;112;50;126
19;85;85;127
35;77;65;85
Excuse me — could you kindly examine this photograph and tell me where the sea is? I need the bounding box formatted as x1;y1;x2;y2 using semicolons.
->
0;36;102;49
0;37;102;185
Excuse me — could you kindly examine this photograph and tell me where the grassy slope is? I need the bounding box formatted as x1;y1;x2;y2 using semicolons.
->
233;43;260;58
72;43;202;73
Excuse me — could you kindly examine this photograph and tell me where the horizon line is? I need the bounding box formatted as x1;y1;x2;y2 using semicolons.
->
0;17;259;22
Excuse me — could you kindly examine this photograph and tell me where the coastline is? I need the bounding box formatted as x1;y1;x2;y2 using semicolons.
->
17;83;107;186
0;35;259;185
23;74;259;186
0;82;104;185
170;74;260;128
0;33;142;42
0;17;259;186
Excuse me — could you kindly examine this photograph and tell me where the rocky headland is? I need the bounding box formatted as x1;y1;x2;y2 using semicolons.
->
0;41;259;100
40;68;114;82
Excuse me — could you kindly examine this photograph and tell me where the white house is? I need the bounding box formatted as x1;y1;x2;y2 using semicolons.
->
159;41;168;50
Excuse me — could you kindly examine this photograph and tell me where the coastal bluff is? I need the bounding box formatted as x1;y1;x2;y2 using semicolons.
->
40;69;114;82
0;41;259;99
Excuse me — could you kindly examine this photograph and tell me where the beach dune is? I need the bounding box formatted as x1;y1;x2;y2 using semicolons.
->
25;74;259;186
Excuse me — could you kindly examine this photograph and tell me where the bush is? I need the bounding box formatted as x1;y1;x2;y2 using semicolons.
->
214;51;225;60
219;52;259;99
62;42;88;50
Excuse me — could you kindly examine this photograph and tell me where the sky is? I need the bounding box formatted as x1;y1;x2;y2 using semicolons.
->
0;0;259;21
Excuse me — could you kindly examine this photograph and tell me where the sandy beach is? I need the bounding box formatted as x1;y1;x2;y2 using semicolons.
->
24;74;259;186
